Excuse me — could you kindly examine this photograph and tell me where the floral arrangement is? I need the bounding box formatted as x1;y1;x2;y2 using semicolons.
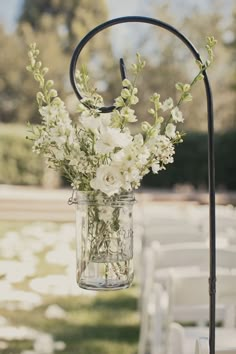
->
26;38;216;289
26;37;216;197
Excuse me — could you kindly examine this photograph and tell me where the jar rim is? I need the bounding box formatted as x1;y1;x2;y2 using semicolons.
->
75;190;135;205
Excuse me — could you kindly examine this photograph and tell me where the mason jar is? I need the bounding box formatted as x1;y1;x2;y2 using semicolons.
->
75;191;135;290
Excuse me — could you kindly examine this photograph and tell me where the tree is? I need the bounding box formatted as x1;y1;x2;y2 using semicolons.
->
19;0;108;50
0;0;118;124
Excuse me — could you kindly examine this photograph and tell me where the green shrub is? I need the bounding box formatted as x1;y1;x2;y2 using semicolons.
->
0;124;44;185
142;131;236;190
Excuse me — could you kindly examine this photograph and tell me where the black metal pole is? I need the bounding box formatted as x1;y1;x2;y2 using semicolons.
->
69;16;216;354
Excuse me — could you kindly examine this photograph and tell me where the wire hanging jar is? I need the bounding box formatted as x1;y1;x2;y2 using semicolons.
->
75;191;135;290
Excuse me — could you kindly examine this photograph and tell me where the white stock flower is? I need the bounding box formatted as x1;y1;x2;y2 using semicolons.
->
120;107;137;123
161;98;174;112
138;146;150;165
79;113;101;132
90;165;123;196
95;127;132;154
171;107;184;123
51;147;65;160
165;123;176;139
100;114;112;127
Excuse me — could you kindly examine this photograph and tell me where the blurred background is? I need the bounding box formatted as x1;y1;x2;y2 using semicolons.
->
0;0;235;191
0;1;236;354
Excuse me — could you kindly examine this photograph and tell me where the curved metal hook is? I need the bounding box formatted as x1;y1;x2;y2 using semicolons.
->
70;16;202;113
69;16;216;354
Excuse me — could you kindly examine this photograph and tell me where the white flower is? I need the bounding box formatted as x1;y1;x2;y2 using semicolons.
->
79;113;101;132
51;147;65;160
90;165;123;196
171;107;184;123
151;162;161;174
100;114;112;127
133;133;144;145
51;135;67;147
120;107;137;123
165;123;176;139
161;98;174;112
124;167;140;185
138;146;150;165
95;127;132;154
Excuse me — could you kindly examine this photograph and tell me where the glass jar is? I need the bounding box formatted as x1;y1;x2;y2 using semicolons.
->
75;191;135;290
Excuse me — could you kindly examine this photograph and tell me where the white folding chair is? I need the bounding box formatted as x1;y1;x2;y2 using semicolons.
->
153;244;236;294
195;338;209;354
167;325;236;354
138;246;156;354
167;272;236;325
195;338;236;354
150;273;236;354
144;225;206;245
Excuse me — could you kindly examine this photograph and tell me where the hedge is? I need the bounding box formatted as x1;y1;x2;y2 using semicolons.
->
0;124;236;189
0;124;44;185
143;131;236;190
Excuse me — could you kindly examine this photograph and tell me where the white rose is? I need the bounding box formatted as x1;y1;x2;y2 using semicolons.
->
171;107;184;123
161;97;174;112
90;165;123;196
165;123;176;139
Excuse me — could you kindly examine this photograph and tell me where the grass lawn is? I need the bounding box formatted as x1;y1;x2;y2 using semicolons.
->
0;221;140;354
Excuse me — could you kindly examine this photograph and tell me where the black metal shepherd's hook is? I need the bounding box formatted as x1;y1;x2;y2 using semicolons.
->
69;16;216;354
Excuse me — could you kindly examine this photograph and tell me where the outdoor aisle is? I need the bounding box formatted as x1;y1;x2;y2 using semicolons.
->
0;186;236;354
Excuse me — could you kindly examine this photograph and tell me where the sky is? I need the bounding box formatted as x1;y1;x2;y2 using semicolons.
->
0;0;23;32
0;0;233;33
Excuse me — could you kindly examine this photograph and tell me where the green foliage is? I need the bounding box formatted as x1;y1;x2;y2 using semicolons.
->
0;124;44;185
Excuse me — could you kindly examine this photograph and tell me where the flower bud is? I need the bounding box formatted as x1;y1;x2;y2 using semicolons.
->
141;121;151;132
148;108;155;115
183;84;190;92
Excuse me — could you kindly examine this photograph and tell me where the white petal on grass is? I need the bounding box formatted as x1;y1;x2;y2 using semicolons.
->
0;280;42;310
44;305;66;320
45;244;74;265
33;333;54;354
54;341;66;351
0;260;36;283
29;275;95;296
0;326;39;340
